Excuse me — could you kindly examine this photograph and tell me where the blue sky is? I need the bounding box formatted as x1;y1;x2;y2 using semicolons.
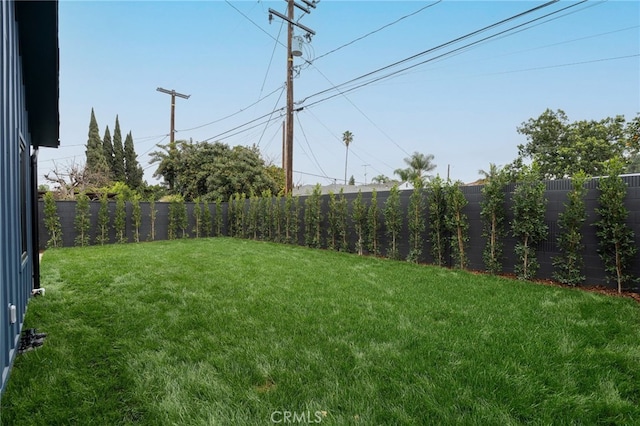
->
39;0;640;187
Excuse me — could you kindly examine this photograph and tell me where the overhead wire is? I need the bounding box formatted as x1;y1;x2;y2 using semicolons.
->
312;0;443;63
295;111;329;178
297;0;563;105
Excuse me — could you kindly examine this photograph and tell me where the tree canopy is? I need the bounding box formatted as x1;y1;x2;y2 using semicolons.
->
514;109;639;179
394;152;436;187
151;140;282;201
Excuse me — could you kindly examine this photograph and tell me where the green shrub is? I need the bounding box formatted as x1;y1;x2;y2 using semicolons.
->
131;195;142;243
595;159;638;293
511;166;548;280
96;193;110;245
407;185;426;263
446;180;469;269
44;191;62;248
427;176;447;266
480;165;507;274
148;198;157;241
352;190;368;256
74;192;91;247
553;171;588;285
304;184;323;248
367;189;381;255
384;185;402;260
114;193;127;244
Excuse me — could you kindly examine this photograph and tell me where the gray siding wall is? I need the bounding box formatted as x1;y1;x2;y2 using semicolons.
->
1;0;36;394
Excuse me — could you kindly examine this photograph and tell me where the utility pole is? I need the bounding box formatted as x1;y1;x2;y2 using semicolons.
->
269;1;317;194
156;87;190;191
363;164;370;185
156;87;190;152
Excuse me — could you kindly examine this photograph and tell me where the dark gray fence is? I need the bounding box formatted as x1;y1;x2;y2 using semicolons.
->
38;175;640;292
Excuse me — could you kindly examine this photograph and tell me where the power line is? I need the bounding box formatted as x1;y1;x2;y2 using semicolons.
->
256;86;286;146
312;0;442;63
297;0;563;105
300;1;588;109
176;85;284;132
295;111;328;178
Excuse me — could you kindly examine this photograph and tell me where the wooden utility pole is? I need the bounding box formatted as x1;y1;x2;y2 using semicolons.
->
285;0;294;194
269;1;316;193
156;87;190;152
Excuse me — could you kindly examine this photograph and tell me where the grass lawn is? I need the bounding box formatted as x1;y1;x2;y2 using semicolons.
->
2;238;639;425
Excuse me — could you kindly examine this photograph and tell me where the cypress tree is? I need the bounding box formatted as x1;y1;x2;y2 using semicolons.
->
124;131;144;190
85;108;110;179
384;184;402;260
112;115;126;182
102;125;114;176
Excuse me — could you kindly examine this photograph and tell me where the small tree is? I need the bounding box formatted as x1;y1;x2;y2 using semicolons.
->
44;191;62;248
367;189;381;255
214;197;223;236
260;189;273;241
148;198;157;241
96;193;110;245
327;191;339;250
384;184;402;260
352;190;368;255
168;196;187;240
446;180;469;269
114;193;127;244
193;198;203;238
304;184;323;248
337;189;349;252
202;200;212;237
247;192;260;240
595;159;638;293
406;185;426;263
428;176;447;266
511;166;548;280
553;171;588;285
131;195;142;243
480;165;507;274
273;193;283;242
284;193;299;244
74;192;91;247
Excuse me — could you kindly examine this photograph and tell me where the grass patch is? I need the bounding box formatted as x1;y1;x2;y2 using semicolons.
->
2;238;639;424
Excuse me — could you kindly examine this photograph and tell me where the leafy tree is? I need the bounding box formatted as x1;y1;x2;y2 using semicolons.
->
348;175;355;186
260;189;273;241
304;184;323;248
214;197;223;236
553;171;588;286
427;176;447;266
74;192;91;247
336;189;349;252
514;109;632;179
202;200;212;237
480;164;507;274
131;195;142;243
148;198;157;241
595;159;637;293
284;193;299;244
114;193;127;243
352;190;368;255
152;140;279;202
96;193;110;245
327;191;339;250
112;115;126;182
168;196;188;239
394;152;436;187
343;130;353;185
44;191;62;248
367;189;381;255
124;131;144;190
446;180;469;269
193;198;203;238
511;166;548;280
85;108;110;185
407;185;426;263
384;185;402;260
247;192;260;240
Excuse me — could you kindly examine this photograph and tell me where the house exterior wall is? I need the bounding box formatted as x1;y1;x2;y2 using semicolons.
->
0;0;36;394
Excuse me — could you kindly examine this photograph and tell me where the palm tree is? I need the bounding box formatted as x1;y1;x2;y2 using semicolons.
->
342;130;353;185
394;152;436;187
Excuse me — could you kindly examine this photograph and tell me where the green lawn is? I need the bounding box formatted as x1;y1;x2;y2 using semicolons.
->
2;238;639;425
